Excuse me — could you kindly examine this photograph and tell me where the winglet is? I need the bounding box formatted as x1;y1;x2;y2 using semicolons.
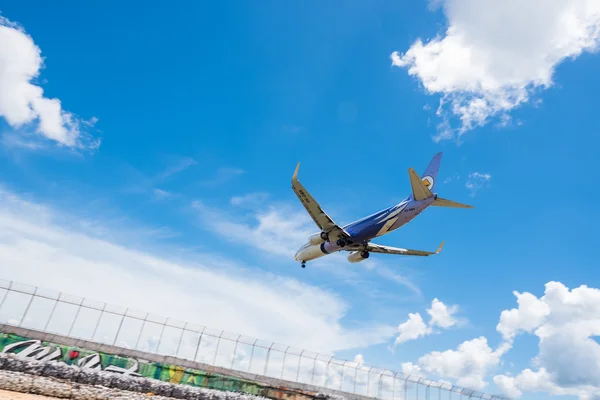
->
292;162;300;181
436;241;445;254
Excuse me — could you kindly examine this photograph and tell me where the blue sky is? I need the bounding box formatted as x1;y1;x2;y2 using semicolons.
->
1;1;600;399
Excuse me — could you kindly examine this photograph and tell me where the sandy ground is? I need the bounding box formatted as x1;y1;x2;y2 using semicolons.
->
0;390;61;400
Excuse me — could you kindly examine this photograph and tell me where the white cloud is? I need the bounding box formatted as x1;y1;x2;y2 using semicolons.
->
193;200;312;258
121;156;197;199
417;337;511;390
353;354;364;366
495;368;600;400
193;196;423;298
427;298;460;329
0;185;396;354
395;298;461;345
0;16;97;148
493;282;600;399
155;157;198;181
395;313;431;344
230;192;271;208
373;265;422;298
465;172;491;196
496;290;551;341
198;167;246;187
394;281;600;398
493;374;523;399
443;173;460;184
391;0;600;140
401;361;422;377
152;188;173;200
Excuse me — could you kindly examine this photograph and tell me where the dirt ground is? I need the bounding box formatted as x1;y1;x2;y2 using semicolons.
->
0;390;61;400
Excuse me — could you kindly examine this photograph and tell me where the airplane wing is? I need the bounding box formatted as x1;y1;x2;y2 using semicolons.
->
365;241;444;256
291;163;351;241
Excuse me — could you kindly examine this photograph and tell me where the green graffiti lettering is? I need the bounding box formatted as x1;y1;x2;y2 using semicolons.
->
0;333;315;400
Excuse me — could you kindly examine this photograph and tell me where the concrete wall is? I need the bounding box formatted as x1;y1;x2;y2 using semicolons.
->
0;355;272;400
0;325;362;400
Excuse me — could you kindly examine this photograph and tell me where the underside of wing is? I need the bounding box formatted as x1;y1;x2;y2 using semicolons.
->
292;163;351;240
366;241;444;256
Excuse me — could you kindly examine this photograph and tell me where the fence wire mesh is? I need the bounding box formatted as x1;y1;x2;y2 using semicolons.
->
0;280;509;400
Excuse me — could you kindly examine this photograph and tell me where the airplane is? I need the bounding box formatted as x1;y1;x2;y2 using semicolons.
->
292;152;472;268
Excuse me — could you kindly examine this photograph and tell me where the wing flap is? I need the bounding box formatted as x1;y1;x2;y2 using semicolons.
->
292;163;350;239
366;241;444;256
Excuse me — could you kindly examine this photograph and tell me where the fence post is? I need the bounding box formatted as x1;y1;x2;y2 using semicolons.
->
281;346;289;379
44;296;60;332
91;302;106;342
325;357;333;389
311;353;319;385
366;366;373;397
392;372;398;400
134;313;149;350
353;363;359;394
0;281;11;313
231;334;241;370
67;298;84;337
296;350;304;383
175;322;187;358
404;376;409;400
155;318;168;354
212;331;224;366
248;339;258;373
379;369;391;398
18;287;37;327
193;327;205;362
112;309;127;347
340;360;348;391
264;343;274;377
378;369;386;399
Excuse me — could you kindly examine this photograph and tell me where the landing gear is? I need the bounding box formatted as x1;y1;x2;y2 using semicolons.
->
336;238;353;247
301;261;306;268
320;232;329;241
360;250;370;259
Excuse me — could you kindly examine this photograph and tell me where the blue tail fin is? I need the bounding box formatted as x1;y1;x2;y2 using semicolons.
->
420;152;442;192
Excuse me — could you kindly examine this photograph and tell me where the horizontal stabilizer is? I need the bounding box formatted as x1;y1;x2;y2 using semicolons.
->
409;168;433;201
432;197;473;209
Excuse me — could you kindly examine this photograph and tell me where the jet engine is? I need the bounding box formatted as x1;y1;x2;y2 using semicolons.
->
347;250;370;263
308;232;327;245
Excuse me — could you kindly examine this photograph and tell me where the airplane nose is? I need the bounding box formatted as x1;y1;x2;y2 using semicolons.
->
294;246;306;261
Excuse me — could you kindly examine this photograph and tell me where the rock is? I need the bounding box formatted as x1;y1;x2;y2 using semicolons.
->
0;353;319;400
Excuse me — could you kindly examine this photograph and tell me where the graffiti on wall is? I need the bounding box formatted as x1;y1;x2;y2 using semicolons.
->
1;338;141;376
0;333;317;400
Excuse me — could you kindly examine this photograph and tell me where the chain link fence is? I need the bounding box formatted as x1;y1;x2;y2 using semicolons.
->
0;280;509;400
